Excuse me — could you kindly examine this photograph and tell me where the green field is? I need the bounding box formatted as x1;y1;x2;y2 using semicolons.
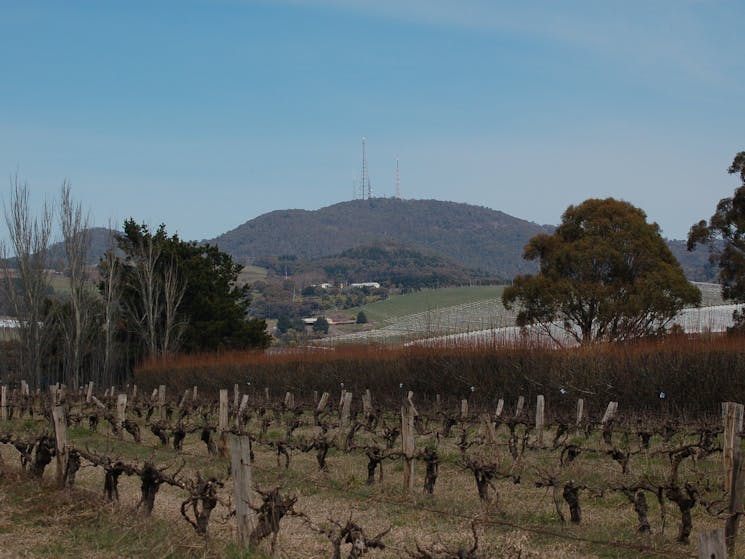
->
332;282;726;344
238;265;268;284
48;272;70;294
356;285;506;323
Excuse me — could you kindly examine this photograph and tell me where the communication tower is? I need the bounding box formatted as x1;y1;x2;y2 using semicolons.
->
395;155;401;199
361;136;372;199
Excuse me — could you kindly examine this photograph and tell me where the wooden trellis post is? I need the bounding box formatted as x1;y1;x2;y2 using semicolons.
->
219;389;229;430
86;381;94;403
338;389;347;416
284;391;295;409
535;395;545;445
231;434;256;548
192;385;198;400
726;446;744;555
723;402;744;494
576;398;584;427
317;392;329;413
116;394;128;433
515;395;525;417
460;399;469;419
158;385;166;419
236;395;249;428
234;384;240;409
338;391;353;447
219;389;229;458
495;398;504;419
601;401;618;424
698;528;727;559
50;384;60;406
362;389;372;420
90;395;106;411
401;391;417;492
0;385;6;421
51;405;68;488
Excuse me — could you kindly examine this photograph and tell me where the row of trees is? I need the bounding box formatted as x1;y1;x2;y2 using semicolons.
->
1;179;270;389
2;149;743;385
503;150;745;344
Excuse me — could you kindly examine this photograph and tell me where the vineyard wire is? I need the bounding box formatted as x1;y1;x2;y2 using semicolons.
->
28;430;699;559
0;394;729;558
245;461;697;559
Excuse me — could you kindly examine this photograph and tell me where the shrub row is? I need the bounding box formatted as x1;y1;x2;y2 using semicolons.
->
135;334;745;416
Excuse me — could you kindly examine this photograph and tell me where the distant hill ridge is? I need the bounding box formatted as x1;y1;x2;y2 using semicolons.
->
254;240;500;287
33;198;717;283
211;198;553;279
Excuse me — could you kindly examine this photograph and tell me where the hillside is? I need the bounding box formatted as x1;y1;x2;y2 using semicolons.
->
31;201;722;283
1;227;116;272
212;198;552;278
255;241;501;288
46;227;117;270
666;239;719;282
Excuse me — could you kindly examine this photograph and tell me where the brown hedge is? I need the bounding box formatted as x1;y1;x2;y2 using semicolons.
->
134;334;745;416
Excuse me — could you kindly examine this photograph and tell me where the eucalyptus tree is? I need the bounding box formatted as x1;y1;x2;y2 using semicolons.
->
503;198;700;345
688;151;745;329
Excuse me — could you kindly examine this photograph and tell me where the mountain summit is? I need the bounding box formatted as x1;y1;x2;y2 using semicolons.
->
210;198;552;278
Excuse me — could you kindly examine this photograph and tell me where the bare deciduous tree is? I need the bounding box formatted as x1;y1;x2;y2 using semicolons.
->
161;254;186;358
99;220;121;386
1;176;53;387
57;181;94;389
126;230;162;358
120;221;186;360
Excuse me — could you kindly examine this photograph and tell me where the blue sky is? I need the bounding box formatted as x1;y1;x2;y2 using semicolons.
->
1;0;744;242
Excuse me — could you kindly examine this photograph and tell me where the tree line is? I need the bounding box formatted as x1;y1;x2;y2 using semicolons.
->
0;179;270;389
2;148;744;387
503;150;745;344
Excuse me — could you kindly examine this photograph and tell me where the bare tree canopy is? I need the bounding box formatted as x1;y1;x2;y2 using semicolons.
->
1;176;53;386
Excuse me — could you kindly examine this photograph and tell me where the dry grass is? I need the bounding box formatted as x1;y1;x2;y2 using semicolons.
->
2;402;733;559
0;466;234;559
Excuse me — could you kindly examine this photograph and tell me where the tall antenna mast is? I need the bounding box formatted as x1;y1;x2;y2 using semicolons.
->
361;136;371;200
395;155;401;199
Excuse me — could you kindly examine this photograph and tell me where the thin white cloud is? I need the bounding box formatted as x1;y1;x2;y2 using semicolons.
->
266;0;743;88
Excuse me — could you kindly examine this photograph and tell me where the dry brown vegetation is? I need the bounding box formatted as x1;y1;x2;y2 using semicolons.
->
0;378;741;558
137;333;745;415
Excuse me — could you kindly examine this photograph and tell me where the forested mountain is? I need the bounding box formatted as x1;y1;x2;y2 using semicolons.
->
212;198;552;278
33;200;720;283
